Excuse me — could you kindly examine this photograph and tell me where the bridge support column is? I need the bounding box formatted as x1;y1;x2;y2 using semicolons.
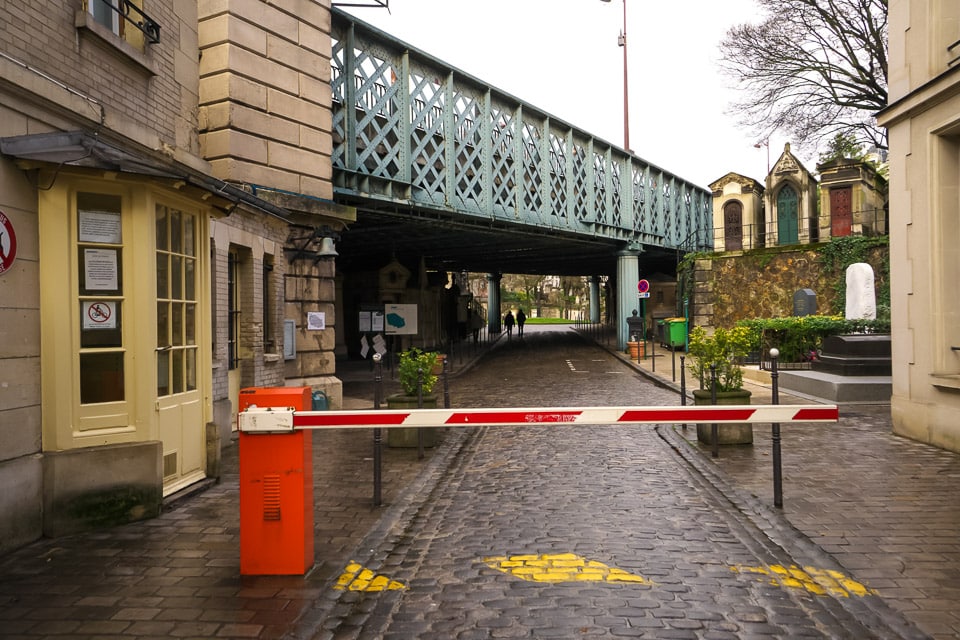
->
589;276;601;324
487;273;502;333
616;244;642;351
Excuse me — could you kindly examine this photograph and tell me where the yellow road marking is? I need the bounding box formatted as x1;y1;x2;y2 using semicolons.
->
483;554;874;598
482;553;654;585
731;564;877;597
334;561;406;592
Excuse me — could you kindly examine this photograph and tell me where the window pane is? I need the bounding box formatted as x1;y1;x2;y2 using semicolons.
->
81;302;122;348
185;303;196;345
183;213;195;257
172;349;183;394
171;209;182;254
185;258;195;301
157;302;169;347
156;253;168;298
186;348;197;391
157;350;169;396
80;352;124;404
79;247;123;296
172;302;183;346
155;204;167;251
172;256;182;299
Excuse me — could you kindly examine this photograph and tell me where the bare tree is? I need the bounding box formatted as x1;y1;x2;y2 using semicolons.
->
720;0;888;152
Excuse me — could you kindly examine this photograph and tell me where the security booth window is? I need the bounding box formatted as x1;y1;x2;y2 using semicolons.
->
77;192;125;404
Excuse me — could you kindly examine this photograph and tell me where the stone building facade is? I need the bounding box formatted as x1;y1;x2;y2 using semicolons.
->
877;0;960;453
0;0;351;554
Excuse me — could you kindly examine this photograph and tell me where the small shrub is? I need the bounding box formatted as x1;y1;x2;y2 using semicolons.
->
397;348;439;396
687;325;753;392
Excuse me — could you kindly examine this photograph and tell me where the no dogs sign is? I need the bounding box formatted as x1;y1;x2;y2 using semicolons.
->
0;210;16;275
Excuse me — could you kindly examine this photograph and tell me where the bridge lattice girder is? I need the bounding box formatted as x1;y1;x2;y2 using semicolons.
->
330;9;713;276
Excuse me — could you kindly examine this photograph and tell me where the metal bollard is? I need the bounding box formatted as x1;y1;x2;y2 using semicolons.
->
442;355;451;409
417;367;425;460
680;355;687;430
770;348;783;508
710;364;719;458
373;353;383;507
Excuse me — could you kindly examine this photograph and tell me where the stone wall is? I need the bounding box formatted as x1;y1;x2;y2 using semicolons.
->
691;245;888;330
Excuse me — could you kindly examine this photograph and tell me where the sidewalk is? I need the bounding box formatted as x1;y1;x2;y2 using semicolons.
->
615;340;960;640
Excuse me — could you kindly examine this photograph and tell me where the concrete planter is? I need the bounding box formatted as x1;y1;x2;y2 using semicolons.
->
385;393;441;448
693;389;753;445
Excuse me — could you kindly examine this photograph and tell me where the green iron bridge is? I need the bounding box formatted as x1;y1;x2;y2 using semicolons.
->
328;9;712;343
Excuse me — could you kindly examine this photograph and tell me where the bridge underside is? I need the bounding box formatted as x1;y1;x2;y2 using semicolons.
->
334;197;680;277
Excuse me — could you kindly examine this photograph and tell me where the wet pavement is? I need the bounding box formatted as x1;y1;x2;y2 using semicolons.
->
0;324;958;639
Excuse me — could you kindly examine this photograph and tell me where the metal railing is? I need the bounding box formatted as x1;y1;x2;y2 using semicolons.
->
91;0;160;44
713;208;888;252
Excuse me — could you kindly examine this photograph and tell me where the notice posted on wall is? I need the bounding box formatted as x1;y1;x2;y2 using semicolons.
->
84;248;118;291
384;304;417;335
307;311;326;331
79;209;122;244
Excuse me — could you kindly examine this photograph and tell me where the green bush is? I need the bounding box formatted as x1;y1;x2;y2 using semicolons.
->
398;348;439;396
687;325;753;391
735;315;890;363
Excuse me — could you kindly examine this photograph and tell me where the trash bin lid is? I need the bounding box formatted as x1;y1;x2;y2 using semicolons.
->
666;317;686;322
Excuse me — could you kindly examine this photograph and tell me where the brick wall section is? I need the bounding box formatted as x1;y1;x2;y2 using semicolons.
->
0;2;199;156
209;210;288;411
198;0;335;199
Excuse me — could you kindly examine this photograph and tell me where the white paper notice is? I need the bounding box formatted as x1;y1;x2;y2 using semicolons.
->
84;248;118;290
79;210;122;244
359;311;372;332
360;335;370;359
307;311;326;330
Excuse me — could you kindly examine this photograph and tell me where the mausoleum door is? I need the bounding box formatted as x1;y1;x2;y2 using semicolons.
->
830;187;852;237
777;186;799;245
723;201;743;251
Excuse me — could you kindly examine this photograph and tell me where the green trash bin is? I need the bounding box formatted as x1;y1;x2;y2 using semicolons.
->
665;318;687;350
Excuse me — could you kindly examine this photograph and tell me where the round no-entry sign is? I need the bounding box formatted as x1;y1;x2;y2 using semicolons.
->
637;279;649;294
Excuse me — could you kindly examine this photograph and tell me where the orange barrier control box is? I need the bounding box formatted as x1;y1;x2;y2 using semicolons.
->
238;386;313;575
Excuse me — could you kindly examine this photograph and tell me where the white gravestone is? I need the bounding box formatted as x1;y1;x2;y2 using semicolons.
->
845;263;876;320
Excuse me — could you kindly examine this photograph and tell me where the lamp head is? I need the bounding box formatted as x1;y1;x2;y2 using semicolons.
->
316;237;338;258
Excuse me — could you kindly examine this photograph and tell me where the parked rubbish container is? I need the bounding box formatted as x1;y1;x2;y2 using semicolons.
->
664;317;688;350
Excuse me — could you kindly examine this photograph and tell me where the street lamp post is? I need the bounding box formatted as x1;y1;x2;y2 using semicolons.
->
754;139;770;174
602;0;630;151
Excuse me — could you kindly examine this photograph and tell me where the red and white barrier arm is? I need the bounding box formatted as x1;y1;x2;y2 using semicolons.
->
239;405;839;433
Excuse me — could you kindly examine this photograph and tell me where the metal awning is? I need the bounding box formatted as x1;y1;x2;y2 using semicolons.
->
0;131;352;227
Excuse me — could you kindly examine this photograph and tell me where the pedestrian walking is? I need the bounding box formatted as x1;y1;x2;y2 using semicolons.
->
503;310;515;339
516;308;526;338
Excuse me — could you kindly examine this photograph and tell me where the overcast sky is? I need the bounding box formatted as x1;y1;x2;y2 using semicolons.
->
338;0;806;188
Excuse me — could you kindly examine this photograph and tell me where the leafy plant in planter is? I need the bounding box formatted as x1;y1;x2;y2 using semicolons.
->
397;348;440;397
687;325;755;446
389;348;442;449
687;325;753;392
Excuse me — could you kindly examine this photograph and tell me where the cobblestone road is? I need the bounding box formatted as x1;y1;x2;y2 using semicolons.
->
310;327;917;639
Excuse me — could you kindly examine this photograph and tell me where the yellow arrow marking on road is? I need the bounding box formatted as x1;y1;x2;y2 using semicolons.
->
731;564;877;597
482;553;654;585
334;562;406;592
